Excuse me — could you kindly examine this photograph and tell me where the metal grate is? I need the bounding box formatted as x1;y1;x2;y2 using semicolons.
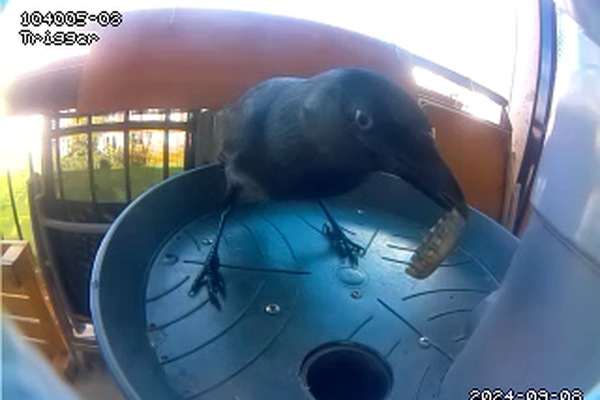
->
46;228;105;317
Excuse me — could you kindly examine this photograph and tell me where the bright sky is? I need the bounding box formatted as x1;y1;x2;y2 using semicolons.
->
0;0;518;169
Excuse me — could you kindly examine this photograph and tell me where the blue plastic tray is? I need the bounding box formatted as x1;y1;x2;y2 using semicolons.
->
91;163;518;400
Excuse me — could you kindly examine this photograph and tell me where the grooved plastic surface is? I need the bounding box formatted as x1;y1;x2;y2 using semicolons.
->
146;203;497;399
92;165;518;400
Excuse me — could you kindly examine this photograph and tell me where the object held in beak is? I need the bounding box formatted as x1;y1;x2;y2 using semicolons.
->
379;139;468;279
406;208;467;279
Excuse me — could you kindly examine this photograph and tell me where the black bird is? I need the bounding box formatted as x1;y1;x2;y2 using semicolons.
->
188;68;469;304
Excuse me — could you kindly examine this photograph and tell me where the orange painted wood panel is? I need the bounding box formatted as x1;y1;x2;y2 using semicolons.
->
78;9;416;113
422;103;510;220
6;56;84;115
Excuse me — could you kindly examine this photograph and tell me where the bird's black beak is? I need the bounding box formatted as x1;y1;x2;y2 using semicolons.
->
382;144;469;220
378;134;469;279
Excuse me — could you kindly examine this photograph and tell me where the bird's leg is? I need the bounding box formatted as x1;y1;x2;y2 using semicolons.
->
319;200;364;265
188;201;235;306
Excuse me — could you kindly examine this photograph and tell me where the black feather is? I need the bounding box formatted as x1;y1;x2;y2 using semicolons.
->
218;68;467;216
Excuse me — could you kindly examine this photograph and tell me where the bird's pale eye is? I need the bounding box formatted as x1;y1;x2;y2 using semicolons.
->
354;109;373;130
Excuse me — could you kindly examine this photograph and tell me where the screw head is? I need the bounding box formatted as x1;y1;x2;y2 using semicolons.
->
419;336;431;348
264;303;280;315
351;289;362;299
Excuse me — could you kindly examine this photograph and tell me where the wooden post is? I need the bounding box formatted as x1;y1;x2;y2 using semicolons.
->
1;241;69;368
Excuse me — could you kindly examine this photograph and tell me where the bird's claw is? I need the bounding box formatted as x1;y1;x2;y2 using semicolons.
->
188;251;226;308
205;266;226;308
322;223;365;265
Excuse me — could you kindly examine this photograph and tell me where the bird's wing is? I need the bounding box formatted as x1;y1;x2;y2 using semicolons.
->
218;77;304;163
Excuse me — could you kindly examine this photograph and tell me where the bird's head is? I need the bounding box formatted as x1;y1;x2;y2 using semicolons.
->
303;68;469;218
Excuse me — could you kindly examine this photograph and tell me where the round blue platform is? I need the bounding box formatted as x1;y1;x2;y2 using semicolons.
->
91;164;518;400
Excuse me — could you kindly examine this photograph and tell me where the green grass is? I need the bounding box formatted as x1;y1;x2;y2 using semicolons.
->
60;165;184;200
1;169;31;241
1;166;184;240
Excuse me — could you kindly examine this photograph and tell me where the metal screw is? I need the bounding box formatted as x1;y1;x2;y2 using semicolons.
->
351;289;362;299
264;303;280;315
419;336;431;348
202;238;213;245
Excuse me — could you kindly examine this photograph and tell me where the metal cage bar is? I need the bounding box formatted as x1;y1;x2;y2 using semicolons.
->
54;127;66;200
163;109;170;180
86;116;97;204
6;170;23;240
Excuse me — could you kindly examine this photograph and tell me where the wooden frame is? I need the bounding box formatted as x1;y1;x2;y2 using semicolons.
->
1;240;68;366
